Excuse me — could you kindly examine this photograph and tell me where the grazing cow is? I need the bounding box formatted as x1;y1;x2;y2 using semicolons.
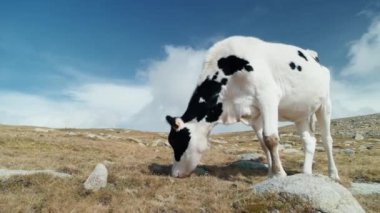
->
166;36;339;180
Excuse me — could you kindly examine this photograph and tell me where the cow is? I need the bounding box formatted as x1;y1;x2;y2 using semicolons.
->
165;36;339;180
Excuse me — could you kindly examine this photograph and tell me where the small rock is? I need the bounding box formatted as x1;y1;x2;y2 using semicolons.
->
283;144;293;149
354;133;364;140
342;148;355;156
84;163;108;191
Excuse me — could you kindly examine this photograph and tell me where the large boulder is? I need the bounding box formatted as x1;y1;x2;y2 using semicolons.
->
252;174;364;213
84;163;108;191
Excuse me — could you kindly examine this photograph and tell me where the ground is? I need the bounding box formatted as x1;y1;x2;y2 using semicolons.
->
0;114;379;212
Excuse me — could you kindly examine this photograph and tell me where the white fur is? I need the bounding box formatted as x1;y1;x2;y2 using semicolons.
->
170;36;339;180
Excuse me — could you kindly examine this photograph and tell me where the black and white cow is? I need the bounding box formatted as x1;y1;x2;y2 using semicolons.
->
166;36;339;180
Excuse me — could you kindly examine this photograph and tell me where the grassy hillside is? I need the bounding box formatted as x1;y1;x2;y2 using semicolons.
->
0;114;379;212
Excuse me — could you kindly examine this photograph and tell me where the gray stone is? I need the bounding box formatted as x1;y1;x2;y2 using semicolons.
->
252;174;365;213
350;182;380;195
84;163;108;191
354;133;364;140
342;148;355;156
0;169;71;179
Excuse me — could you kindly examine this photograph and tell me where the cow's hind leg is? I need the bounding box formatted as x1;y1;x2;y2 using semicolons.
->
251;116;272;176
315;100;340;180
295;119;316;175
260;97;287;177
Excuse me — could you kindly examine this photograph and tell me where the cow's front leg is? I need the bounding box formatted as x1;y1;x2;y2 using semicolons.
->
260;97;287;177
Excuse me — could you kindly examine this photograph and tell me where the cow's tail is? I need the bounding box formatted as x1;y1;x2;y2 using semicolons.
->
309;113;316;133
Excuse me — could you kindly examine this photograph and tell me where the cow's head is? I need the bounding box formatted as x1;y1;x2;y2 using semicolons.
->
166;115;209;177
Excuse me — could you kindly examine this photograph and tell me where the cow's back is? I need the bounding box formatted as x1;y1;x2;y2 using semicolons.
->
200;36;331;123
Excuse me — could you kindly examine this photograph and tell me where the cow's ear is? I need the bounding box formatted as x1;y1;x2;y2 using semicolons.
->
166;115;183;130
166;115;178;129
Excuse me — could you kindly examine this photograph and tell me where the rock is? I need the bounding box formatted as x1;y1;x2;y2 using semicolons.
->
283;144;293;149
252;174;365;213
350;182;380;195
0;169;71;179
342;148;355;156
354;133;364;140
84;163;108;191
237;153;264;162
230;160;268;171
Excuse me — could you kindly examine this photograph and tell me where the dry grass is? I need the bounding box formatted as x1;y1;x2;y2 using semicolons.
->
0;123;379;212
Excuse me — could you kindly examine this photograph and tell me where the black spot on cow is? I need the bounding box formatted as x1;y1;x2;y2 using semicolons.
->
298;50;308;61
217;55;254;76
314;56;320;63
297;65;302;71
245;64;254;71
206;103;223;122
181;77;225;123
221;78;228;85
289;62;296;70
212;72;219;80
168;127;191;161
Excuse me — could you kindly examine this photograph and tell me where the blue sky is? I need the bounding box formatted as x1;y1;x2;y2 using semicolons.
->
0;0;379;131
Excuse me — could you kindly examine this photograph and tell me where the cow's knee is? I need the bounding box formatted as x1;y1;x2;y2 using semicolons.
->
263;134;279;151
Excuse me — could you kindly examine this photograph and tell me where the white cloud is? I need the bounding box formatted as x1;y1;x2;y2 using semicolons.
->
341;19;380;77
331;18;380;118
129;46;207;131
0;83;151;128
330;78;380;118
